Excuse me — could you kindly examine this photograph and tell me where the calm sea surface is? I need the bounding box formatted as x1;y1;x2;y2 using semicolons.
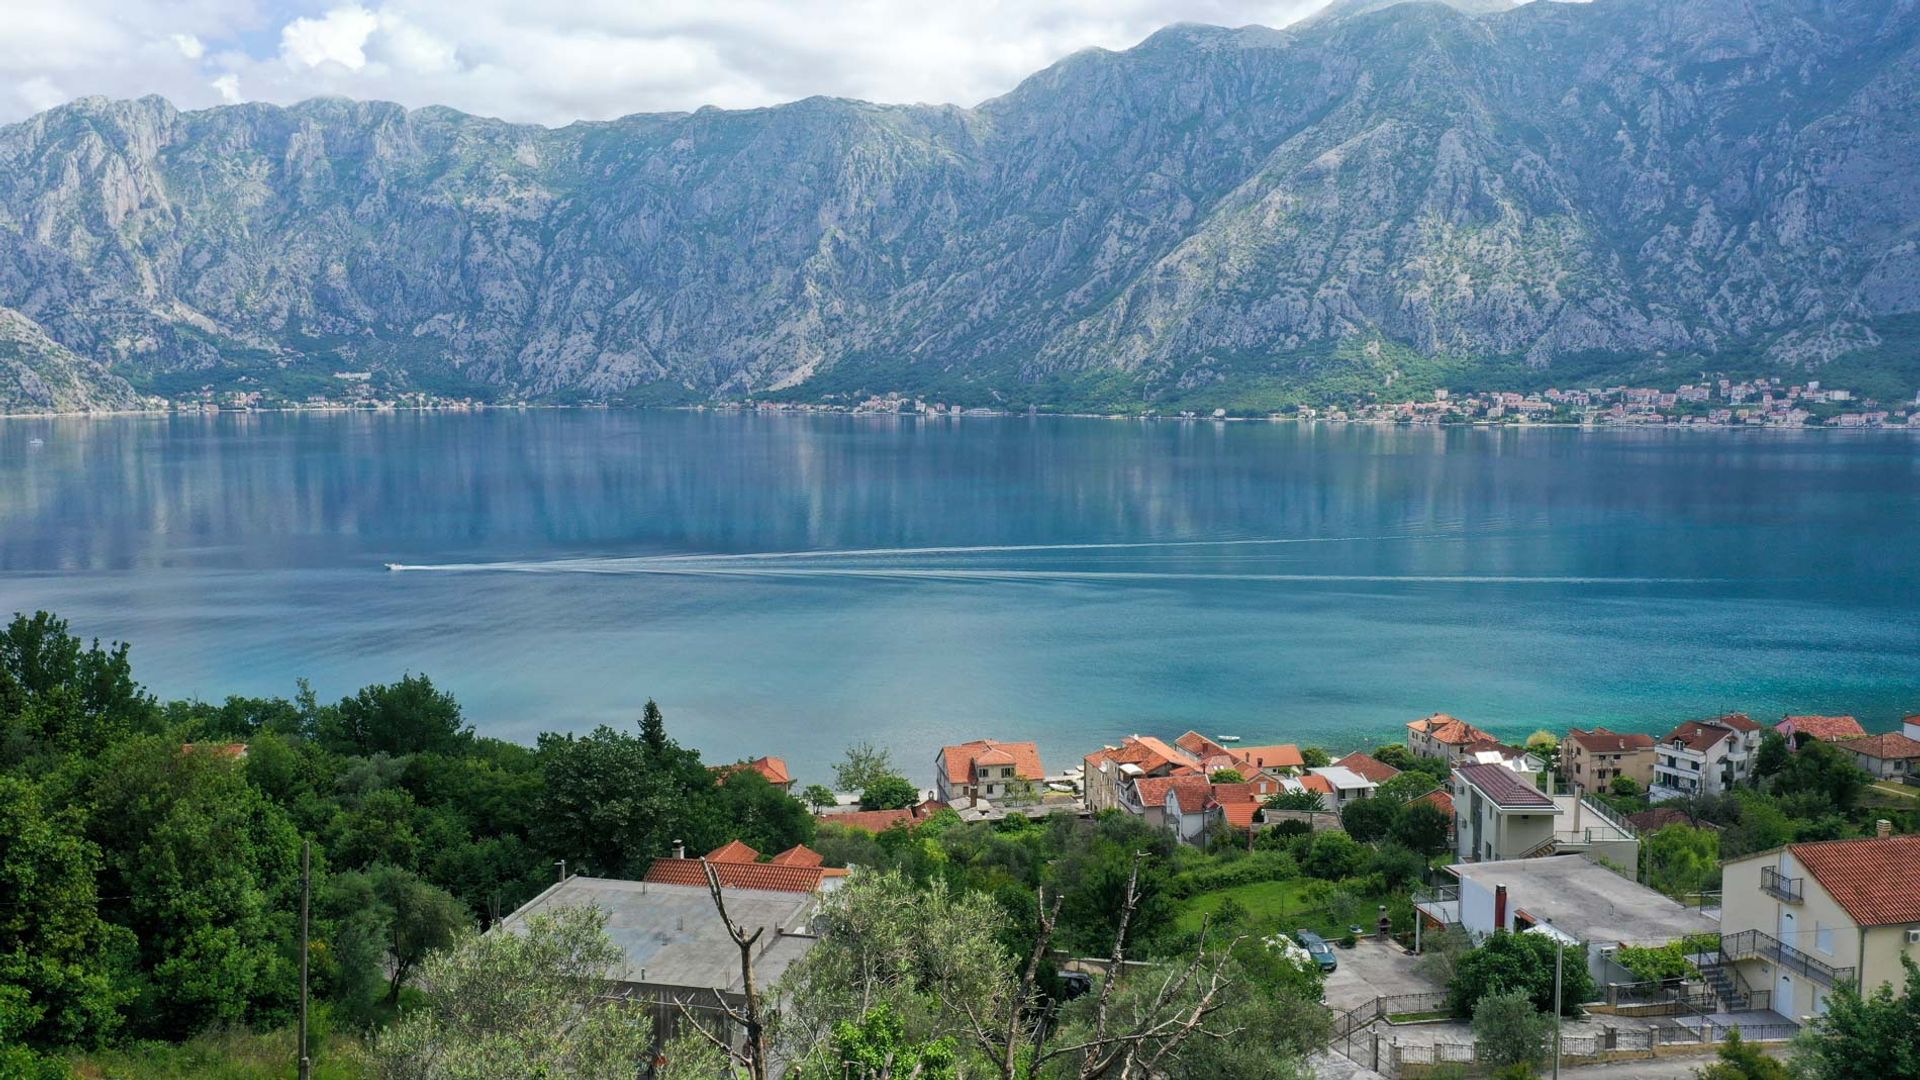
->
2;410;1916;783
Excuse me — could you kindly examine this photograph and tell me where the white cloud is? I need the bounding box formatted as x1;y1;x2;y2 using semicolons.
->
281;5;380;70
0;0;1346;126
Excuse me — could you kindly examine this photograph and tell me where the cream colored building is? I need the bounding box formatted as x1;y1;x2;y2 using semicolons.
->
1719;831;1920;1022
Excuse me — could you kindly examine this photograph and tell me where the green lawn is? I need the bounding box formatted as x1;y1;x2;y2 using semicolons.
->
1175;879;1408;940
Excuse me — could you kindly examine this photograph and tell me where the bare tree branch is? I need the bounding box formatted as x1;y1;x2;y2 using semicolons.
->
702;859;770;1080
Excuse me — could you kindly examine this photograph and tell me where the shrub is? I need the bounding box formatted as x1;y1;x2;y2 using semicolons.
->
1449;931;1595;1017
1471;990;1554;1073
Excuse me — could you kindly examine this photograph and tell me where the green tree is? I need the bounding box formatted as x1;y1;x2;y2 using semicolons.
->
1372;743;1416;770
372;905;653;1078
318;673;472;757
0;610;155;762
0;776;133;1048
714;769;816;854
1266;790;1327;812
1754;731;1791;782
331;786;423;871
1769;740;1869;814
859;774;919;811
832;741;899;795
1609;775;1644;799
796;1004;958;1080
801;783;837;814
1642;823;1721;900
1340;796;1401;843
1391;801;1453;856
1300;748;1332;769
1210;768;1245;785
1302;830;1366;880
535;715;721;878
1698;1027;1788;1079
640;698;668;754
1722;791;1794;859
1471;990;1554;1073
1449;931;1594;1017
1367;842;1427;892
328;865;472;1005
1376;771;1442;802
1790;955;1920;1080
87;737;305;1035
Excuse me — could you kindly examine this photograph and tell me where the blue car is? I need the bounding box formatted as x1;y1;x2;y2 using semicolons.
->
1296;930;1338;972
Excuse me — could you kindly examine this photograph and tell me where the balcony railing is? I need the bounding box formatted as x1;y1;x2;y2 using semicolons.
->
1721;928;1854;989
1760;867;1803;903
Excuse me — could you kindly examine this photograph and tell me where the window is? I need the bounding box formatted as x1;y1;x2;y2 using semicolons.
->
1815;922;1834;956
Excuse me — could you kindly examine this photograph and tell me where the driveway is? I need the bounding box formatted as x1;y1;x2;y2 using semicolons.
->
1321;938;1445;1012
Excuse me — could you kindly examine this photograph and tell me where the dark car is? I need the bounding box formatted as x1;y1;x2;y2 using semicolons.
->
1295;929;1338;972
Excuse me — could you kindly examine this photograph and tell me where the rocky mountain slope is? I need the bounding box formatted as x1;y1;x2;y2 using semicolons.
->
1;0;1916;411
0;307;141;413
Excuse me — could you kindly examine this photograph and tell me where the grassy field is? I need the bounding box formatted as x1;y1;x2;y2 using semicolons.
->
1175;878;1409;940
66;1031;369;1080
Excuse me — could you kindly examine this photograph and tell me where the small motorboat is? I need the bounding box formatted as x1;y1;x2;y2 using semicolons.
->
1215;734;1242;743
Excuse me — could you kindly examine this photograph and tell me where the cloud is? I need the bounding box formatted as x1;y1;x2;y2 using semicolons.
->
0;0;1342;126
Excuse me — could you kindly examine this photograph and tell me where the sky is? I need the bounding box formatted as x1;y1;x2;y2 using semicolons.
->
0;0;1346;127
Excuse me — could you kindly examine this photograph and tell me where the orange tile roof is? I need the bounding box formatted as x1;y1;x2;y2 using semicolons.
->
1712;712;1761;733
1414;788;1453;816
642;858;825;893
1299;774;1336;795
1407;713;1494;746
1334;751;1400;783
1779;715;1866;742
1566;727;1655;753
1237;744;1304;771
939;740;1044;785
711;756;793;787
769;844;824;867
1790;834;1920;926
705;840;761;864
1218;801;1261;827
1663;719;1736;752
1842;732;1920;761
1175;731;1230;758
1136;775;1212;814
819;808;916;833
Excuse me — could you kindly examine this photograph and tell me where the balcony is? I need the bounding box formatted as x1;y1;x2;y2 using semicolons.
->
1721;928;1854;989
1760;867;1802;903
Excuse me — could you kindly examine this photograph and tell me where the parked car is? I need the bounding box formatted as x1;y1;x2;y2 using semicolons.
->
1295;929;1338;972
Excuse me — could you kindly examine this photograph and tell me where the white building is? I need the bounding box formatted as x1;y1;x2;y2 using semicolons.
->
1307;765;1377;808
1650;714;1762;802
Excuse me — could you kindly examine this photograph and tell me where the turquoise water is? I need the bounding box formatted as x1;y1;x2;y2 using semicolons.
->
2;410;1916;784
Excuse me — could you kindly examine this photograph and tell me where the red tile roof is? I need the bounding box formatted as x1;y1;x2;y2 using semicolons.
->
1084;736;1198;777
1334;751;1401;783
1566;727;1655;753
1455;763;1555;809
1842;732;1920;761
1662;719;1736;752
939;740;1044;785
1299;774;1336;795
705;840;761;864
1408;713;1495;746
1779;715;1866;742
1175;731;1235;759
1790;834;1920;926
711;756;793;787
642;858;825;893
769;844;824;867
1238;744;1305;771
1414;788;1454;817
1712;712;1762;734
1136;775;1212;814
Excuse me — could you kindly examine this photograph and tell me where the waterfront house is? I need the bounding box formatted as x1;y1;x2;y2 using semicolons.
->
1837;732;1920;783
1125;774;1214;840
1719;828;1920;1021
1406;713;1499;763
1777;715;1867;745
1307;765;1377;808
1650;715;1760;802
1236;744;1306;775
1082;736;1198;814
1332;751;1400;784
1563;727;1656;794
1906;715;1920;741
935;740;1044;805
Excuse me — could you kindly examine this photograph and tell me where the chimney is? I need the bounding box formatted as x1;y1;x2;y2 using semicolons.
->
1494;884;1509;930
1877;819;1893;839
673;839;686;859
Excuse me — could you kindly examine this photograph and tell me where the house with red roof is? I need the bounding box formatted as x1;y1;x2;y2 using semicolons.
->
1777;715;1867;745
816;799;949;834
1452;762;1561;863
1651;715;1762;802
1082;736;1199;813
642;840;846;893
710;756;794;792
1563;727;1656;794
935;740;1044;805
1721;829;1920;1020
1333;751;1399;785
1837;731;1920;783
1236;744;1306;775
1121;774;1213;838
1406;714;1499;764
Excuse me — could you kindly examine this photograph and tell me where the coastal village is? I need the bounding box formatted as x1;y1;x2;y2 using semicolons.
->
496;708;1920;1078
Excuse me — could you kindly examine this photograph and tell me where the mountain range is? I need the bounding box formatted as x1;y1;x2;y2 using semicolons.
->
2;0;1918;413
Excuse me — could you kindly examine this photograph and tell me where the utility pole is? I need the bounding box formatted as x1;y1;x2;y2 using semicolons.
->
1551;922;1563;1080
298;840;312;1080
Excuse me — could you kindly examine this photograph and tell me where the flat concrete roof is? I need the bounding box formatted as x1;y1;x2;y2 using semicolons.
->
500;876;819;994
1450;855;1717;947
